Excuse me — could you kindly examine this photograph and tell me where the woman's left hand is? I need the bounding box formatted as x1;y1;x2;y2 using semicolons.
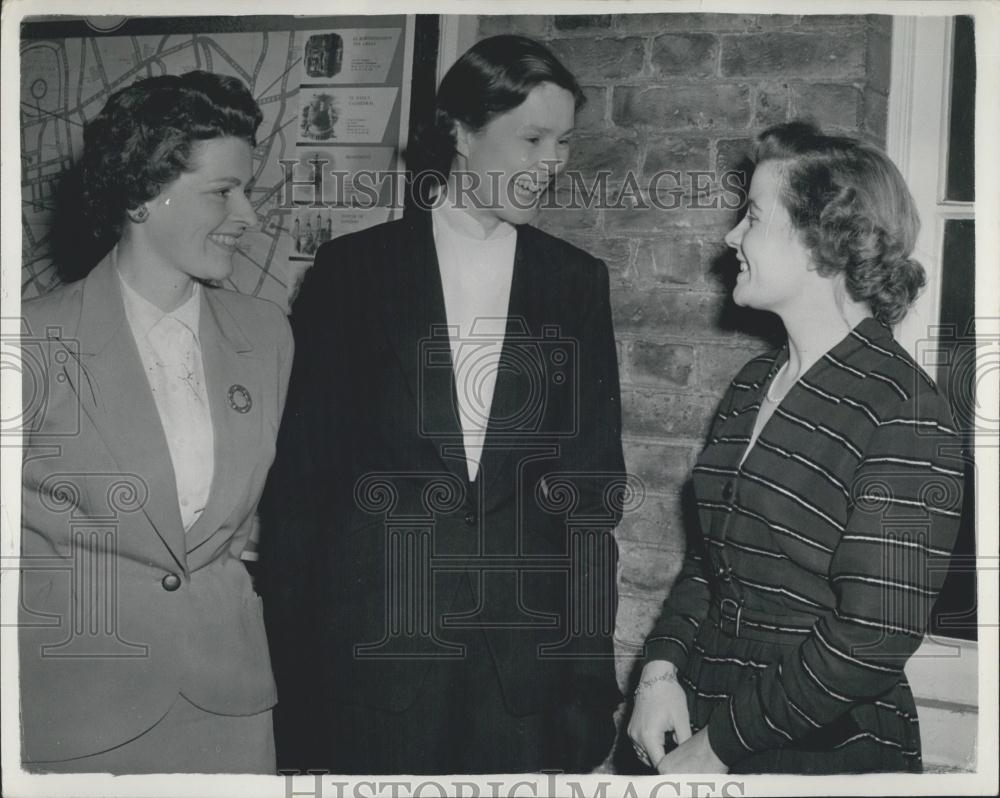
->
655;727;729;774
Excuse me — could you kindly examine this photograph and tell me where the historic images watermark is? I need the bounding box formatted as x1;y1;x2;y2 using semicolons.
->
278;162;749;213
280;772;749;798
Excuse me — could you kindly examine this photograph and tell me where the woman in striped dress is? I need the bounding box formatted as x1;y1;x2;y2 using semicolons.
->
627;121;963;774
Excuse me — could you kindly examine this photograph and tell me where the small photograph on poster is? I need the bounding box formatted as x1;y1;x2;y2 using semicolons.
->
298;87;399;145
304;32;343;79
298;90;340;141
288;205;393;260
289;209;330;258
297;28;402;85
289;146;397;205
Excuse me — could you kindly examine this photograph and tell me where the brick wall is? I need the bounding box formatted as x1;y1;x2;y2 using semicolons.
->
474;13;893;694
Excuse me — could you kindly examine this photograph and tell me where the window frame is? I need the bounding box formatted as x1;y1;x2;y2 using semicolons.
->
888;15;976;360
886;12;990;772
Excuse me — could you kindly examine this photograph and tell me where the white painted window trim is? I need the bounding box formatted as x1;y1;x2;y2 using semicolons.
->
888;16;975;361
436;15;478;87
887;14;979;772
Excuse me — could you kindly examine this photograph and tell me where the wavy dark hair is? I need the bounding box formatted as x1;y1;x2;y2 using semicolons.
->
67;70;262;276
753;121;924;325
408;34;585;184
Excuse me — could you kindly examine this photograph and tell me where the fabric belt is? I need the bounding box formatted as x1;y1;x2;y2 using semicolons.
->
708;598;819;645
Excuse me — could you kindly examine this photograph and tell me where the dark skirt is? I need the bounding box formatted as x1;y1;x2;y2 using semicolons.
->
680;618;922;774
314;628;616;775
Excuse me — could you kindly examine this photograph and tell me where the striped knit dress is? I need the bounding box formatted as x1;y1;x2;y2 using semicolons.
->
643;318;963;774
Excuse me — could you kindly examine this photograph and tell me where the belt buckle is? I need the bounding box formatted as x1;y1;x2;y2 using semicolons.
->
719;598;743;638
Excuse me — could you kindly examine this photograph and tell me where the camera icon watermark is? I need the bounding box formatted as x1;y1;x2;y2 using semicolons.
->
419;317;579;439
915;318;999;439
1;317;82;442
13;470;152;659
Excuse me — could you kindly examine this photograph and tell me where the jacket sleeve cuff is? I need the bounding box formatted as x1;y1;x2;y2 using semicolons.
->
643;634;691;671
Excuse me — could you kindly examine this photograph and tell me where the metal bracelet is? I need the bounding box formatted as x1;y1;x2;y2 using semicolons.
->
634;669;677;697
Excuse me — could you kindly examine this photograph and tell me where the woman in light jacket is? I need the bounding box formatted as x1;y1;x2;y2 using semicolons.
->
20;70;292;774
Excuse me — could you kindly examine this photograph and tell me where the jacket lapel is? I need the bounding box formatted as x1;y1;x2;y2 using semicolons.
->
477;229;550;503
381;211;467;480
184;289;262;554
69;255;187;570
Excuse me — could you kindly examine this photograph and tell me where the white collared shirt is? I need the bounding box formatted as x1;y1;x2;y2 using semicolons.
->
118;273;215;530
431;196;517;482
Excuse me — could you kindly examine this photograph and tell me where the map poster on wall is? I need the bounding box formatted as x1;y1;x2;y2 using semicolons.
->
19;14;415;311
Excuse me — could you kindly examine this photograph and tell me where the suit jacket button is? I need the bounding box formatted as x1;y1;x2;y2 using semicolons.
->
161;573;182;591
464;512;476;526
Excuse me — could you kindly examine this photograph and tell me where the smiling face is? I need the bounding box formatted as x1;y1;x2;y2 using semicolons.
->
138;136;256;284
451;81;575;232
724;159;817;316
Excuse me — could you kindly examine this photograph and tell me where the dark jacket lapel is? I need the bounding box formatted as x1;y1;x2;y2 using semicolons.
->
381;210;467;480
477;228;552;504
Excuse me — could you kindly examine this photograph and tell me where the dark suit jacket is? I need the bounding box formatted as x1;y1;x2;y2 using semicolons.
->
19;255;293;763
260;209;625;760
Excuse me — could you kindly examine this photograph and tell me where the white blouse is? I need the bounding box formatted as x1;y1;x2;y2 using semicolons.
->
431;196;517;482
118;273;214;530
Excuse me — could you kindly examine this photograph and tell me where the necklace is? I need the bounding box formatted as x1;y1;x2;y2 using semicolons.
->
764;361;791;404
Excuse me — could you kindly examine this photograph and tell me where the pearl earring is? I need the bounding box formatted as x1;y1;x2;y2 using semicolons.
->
128;205;149;223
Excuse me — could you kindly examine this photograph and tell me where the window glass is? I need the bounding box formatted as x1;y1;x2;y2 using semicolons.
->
945;15;975;202
930;218;976;640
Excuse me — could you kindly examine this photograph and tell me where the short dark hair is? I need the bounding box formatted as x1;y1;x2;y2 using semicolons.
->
409;34;585;180
754;120;924;325
78;70;262;248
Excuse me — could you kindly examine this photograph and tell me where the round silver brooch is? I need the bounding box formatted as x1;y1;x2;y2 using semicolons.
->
228;384;253;414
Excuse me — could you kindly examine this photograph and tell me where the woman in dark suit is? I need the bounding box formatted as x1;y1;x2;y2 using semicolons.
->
19;71;292;774
260;35;625;774
628;121;963;774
